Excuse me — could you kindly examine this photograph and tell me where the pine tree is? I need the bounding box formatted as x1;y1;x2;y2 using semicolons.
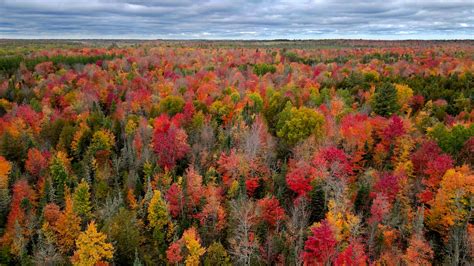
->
372;83;400;117
73;179;93;221
49;151;71;204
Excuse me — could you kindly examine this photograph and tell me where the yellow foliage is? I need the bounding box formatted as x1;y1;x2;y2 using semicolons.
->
90;129;115;153
71;122;90;155
73;221;114;266
392;136;414;176
395;84;413;111
125;118;137;135
41;222;57;244
426;166;474;237
183;227;206;266
325;200;360;241
148;190;170;230
227;179;240;198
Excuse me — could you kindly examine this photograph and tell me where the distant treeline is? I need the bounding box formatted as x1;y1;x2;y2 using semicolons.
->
0;54;119;76
284;51;414;65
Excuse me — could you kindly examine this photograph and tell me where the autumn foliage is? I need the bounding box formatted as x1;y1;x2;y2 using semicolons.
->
0;40;473;264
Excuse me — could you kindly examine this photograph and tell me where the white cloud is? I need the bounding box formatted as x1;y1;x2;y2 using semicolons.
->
0;0;472;39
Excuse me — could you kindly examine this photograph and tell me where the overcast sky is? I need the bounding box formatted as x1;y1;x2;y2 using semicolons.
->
0;0;473;39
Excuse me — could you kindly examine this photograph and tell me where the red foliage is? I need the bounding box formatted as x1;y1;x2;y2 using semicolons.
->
25;148;49;177
43;203;61;226
340;113;372;149
195;185;226;231
2;180;35;243
410;94;425;111
286;160;316;197
461;136;474;163
166;183;184;218
245;177;260;197
335;241;368;265
303;219;337;265
166;242;183;264
373;172;401;202
257;197;286;227
369;193;390;224
184;166;204;210
16;105;43;132
152;114;190;169
34;61;54;76
411;141;450;176
411;141;453;203
313;146;353;179
217;149;247;187
382;115;405;141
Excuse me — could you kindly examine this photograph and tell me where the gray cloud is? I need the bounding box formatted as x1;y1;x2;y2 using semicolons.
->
0;0;472;39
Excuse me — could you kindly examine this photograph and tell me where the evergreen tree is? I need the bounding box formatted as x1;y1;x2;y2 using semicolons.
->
73;179;93;221
372;83;400;117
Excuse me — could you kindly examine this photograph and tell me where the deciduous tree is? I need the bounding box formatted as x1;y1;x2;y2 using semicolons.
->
72;221;114;266
303;219;337;265
152;114;190;169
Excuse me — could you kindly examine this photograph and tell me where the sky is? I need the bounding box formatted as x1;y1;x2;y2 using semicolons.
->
0;0;473;39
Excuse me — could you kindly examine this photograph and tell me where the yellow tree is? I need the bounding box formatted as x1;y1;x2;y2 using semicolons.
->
395;84;414;112
148;190;170;231
183;227;206;266
0;156;12;215
72;221;114;266
426;166;474;237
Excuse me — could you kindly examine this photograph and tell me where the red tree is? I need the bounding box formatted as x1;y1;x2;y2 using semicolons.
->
2;180;35;244
335;240;367;265
286;160;316;197
25;148;49;177
166;183;184;218
257;197;286;228
152;114;190;169
313;146;353;179
411;141;453;203
303;219;337;265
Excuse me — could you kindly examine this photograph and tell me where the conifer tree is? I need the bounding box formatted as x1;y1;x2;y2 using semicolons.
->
372;83;400;117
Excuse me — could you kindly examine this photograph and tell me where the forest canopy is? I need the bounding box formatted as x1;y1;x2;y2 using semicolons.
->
0;39;473;265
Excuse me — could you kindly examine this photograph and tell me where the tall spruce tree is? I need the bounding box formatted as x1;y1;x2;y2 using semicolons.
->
372;82;400;117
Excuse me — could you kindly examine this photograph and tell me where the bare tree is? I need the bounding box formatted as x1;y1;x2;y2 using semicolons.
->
285;197;310;266
33;233;64;266
228;197;259;265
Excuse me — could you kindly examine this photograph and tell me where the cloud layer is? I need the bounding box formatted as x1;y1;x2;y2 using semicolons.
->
1;0;473;39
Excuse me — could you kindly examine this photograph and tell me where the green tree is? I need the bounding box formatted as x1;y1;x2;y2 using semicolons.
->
158;95;185;117
204;242;231;266
103;208;141;264
253;63;276;76
276;102;325;146
49;151;71;203
73;179;92;221
428;123;474;160
264;89;288;133
372;82;400;117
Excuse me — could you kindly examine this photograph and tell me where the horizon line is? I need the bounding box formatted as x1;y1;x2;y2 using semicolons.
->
1;38;473;41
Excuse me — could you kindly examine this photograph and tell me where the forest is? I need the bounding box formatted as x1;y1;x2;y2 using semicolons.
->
0;39;472;265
